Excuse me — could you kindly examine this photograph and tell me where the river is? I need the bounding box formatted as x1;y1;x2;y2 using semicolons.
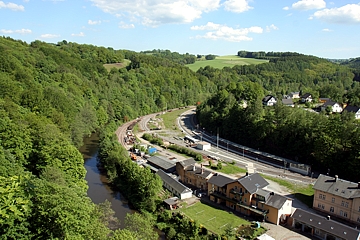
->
79;133;134;227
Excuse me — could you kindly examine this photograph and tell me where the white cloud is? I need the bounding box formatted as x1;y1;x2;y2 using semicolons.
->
266;24;279;32
283;6;289;10
312;4;360;24
119;22;135;29
0;1;25;11
90;0;221;26
292;0;326;11
191;22;263;42
223;0;253;13
88;20;101;25
40;33;60;38
0;28;31;34
322;28;332;32
71;32;85;36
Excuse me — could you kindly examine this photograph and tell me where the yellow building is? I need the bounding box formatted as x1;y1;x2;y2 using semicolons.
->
208;173;292;225
313;174;360;226
176;158;213;191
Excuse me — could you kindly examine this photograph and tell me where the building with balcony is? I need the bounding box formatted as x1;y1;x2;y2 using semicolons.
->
208;173;292;225
313;174;360;226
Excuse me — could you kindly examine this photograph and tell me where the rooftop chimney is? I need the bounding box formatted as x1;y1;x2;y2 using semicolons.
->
335;175;338;182
245;172;249;176
193;165;196;172
326;215;330;220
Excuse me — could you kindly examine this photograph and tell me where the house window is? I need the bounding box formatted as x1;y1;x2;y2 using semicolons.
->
341;201;345;206
319;194;322;199
235;186;237;190
358;206;360;212
245;190;248;194
244;199;247;203
340;210;343;216
332;198;335;203
357;217;360;223
345;202;349;208
344;212;348;218
330;207;334;213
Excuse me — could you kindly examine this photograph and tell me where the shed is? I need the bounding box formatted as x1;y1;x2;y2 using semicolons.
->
157;169;193;199
196;141;211;151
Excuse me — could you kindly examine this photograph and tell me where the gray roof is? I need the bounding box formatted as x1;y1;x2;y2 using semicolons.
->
256;188;271;201
265;194;290;209
185;165;213;178
292;209;360;240
178;158;196;167
147;156;176;173
322;101;339;107
164;197;179;205
281;98;293;105
313;174;360;199
238;173;269;194
208;174;235;187
262;95;276;103
343;105;360;113
156;169;192;194
301;93;312;99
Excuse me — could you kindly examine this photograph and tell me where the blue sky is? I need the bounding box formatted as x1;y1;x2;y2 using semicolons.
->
1;0;360;59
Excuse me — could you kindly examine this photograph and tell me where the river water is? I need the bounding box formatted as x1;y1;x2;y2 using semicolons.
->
79;133;134;227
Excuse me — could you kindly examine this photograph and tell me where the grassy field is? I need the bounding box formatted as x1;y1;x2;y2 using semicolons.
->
262;175;314;207
180;202;250;234
160;107;193;132
207;163;247;175
186;55;269;72
103;59;131;71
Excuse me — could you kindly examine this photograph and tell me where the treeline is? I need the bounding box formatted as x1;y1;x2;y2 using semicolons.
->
197;83;360;181
0;36;215;238
237;50;302;59
196;55;358;104
141;49;197;64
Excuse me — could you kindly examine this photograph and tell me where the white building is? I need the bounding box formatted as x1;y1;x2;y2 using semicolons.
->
156;169;193;199
262;95;277;106
196;141;211;151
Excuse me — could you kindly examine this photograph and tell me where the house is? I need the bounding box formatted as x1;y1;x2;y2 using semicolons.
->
291;209;360;240
208;173;292;225
313;174;360;225
300;93;313;103
239;99;248;108
281;98;294;107
289;92;300;99
176;159;213;191
262;95;277;106
343;105;360;119
156;169;193;199
208;173;235;204
320;101;343;113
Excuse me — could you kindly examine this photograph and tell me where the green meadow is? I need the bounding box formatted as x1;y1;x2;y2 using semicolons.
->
186;55;269;72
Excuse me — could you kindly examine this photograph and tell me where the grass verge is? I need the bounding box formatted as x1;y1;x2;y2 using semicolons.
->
161;107;193;131
262;175;314;208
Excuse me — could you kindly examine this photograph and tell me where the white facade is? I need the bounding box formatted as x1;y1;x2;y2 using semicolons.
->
321;102;343;113
197;141;211;151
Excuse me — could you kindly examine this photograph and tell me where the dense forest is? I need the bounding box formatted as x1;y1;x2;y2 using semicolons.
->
196;55;360;181
0;36;215;238
2;34;360;238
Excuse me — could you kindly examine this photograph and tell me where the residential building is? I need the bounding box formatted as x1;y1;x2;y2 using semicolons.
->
282;98;294;107
291;209;360;240
208;173;292;225
156;169;193;199
289;92;300;99
146;155;176;173
320;100;343;113
313;174;360;225
262;95;277;106
343;105;360;119
176;159;213;191
300;93;313;103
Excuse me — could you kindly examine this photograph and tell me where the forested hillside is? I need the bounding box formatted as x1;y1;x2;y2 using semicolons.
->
196;55;360;181
0;36;214;238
